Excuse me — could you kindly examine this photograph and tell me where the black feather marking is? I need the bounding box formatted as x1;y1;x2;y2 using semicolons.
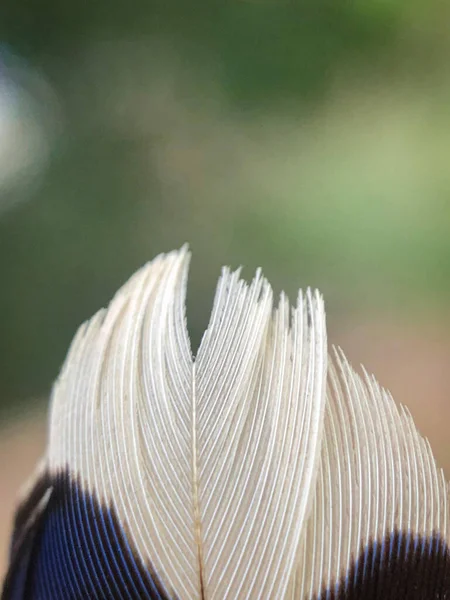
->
320;529;450;599
1;470;174;600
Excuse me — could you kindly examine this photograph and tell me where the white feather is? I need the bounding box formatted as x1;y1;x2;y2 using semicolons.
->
47;247;328;599
290;347;449;598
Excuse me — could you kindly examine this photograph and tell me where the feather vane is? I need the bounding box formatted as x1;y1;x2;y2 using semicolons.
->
2;248;449;599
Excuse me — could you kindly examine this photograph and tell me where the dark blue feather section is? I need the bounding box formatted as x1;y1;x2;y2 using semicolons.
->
3;469;450;599
1;470;173;600
320;529;450;599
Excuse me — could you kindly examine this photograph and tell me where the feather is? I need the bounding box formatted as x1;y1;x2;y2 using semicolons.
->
289;348;450;598
2;247;449;599
2;248;327;599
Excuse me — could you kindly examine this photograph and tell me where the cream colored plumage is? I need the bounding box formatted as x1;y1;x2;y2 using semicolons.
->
2;248;449;599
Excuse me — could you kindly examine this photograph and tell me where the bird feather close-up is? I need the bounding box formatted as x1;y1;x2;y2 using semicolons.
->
1;247;449;599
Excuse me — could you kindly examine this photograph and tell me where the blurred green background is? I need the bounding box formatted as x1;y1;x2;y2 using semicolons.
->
0;0;450;572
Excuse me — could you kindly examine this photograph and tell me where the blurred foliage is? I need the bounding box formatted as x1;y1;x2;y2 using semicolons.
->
0;0;450;413
0;1;397;103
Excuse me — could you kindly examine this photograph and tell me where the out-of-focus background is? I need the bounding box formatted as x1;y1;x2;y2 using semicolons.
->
1;0;450;579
